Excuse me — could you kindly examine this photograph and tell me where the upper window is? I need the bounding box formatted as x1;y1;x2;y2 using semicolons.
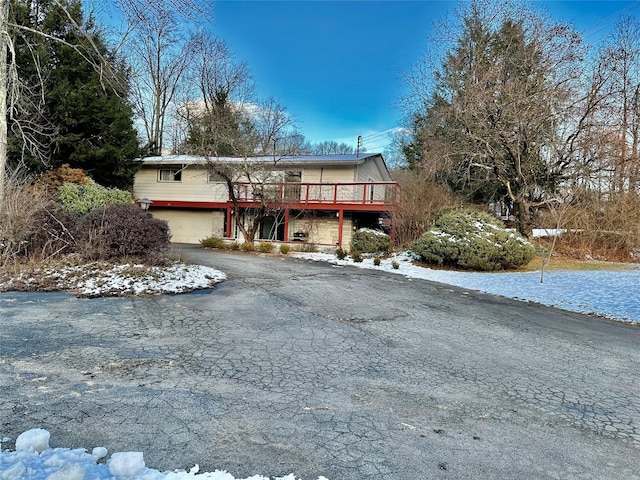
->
285;170;302;182
158;169;182;182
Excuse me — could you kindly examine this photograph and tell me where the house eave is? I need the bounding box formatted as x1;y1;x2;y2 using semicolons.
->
138;153;384;169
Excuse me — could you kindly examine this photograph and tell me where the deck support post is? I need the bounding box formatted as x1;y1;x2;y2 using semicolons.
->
337;209;344;247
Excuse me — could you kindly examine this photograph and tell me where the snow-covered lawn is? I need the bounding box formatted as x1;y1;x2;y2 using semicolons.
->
293;252;640;324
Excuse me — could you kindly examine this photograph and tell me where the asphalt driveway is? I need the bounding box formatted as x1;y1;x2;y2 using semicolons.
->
1;244;639;479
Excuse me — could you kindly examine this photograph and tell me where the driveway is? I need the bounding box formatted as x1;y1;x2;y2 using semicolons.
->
1;244;639;479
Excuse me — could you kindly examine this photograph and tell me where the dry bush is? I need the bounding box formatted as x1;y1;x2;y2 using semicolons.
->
556;192;640;262
0;169;52;267
391;169;462;247
77;203;171;264
35;164;90;195
28;207;79;261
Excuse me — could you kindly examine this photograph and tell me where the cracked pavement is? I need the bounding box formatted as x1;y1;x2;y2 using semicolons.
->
1;244;639;479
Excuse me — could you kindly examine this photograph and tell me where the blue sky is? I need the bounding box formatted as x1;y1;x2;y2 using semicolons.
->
209;1;640;152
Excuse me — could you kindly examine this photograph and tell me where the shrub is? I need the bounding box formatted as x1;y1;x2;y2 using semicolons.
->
200;236;226;249
77;203;170;263
240;241;255;252
229;241;240;250
391;169;463;247
58;180;132;215
335;247;347;260
0;170;51;266
279;244;291;255
28;206;79;260
351;252;363;263
36;164;90;195
350;228;391;254
257;241;274;253
409;209;535;271
391;260;400;269
373;257;381;266
300;243;317;253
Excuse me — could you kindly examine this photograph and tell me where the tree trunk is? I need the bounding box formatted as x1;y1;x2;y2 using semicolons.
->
514;200;533;238
0;0;7;194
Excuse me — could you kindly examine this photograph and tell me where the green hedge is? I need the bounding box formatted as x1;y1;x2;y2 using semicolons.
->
57;180;132;215
409;210;535;271
350;228;391;254
201;236;226;249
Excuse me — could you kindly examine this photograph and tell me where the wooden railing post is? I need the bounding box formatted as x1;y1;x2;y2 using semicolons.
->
231;181;398;206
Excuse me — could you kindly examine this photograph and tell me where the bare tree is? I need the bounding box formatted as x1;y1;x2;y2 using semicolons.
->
0;0;212;191
121;0;200;155
0;0;9;192
177;32;304;244
200;111;302;243
312;140;355;155
1;0;126;191
591;16;640;193
253;97;299;155
175;30;254;155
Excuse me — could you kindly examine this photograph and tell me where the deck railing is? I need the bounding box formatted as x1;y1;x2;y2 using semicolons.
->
232;181;398;206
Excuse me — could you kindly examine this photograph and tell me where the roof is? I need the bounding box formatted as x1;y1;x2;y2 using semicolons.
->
139;153;393;181
140;153;381;166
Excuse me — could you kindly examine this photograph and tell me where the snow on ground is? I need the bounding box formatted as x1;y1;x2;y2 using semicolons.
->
0;263;226;297
0;428;328;480
293;252;640;324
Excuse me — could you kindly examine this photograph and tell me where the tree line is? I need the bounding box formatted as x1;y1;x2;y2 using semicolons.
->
4;0;640;248
0;0;355;191
399;0;640;238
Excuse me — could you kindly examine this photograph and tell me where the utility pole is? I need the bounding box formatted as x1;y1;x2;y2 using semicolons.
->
356;135;362;158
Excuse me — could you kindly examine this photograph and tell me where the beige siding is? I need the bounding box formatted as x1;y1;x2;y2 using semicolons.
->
151;209;225;244
302;166;357;183
289;215;353;246
134;167;228;202
355;158;385;182
356;159;392;202
133;162;389;204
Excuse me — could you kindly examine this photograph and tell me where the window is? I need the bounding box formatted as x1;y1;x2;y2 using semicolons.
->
285;170;302;182
158;169;182;182
284;170;302;201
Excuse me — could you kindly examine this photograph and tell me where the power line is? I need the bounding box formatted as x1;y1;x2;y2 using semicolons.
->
360;127;402;142
581;0;640;35
582;2;640;44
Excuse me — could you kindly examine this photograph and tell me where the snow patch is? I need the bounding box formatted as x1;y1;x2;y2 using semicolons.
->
0;429;330;480
15;428;49;453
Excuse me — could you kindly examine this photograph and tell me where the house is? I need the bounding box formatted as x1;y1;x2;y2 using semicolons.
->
132;153;398;247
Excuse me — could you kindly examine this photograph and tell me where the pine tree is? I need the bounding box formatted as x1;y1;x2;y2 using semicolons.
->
8;0;140;189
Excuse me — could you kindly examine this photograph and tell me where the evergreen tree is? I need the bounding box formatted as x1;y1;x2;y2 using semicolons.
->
8;0;141;189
